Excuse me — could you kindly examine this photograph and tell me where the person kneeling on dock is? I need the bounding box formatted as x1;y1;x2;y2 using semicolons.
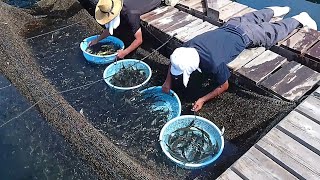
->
90;0;161;58
162;6;317;112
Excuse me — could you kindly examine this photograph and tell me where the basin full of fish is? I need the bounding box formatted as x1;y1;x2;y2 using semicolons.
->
110;65;147;87
166;120;219;164
86;42;120;56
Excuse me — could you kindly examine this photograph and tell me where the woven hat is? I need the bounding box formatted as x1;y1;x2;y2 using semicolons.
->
95;0;123;25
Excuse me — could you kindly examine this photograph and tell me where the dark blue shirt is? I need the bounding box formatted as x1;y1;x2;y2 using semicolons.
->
184;27;247;86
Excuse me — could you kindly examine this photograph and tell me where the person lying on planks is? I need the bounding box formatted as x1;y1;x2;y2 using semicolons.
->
162;6;317;112
89;0;161;58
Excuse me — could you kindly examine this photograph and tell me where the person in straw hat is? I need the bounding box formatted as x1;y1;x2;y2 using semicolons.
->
90;0;161;58
162;6;317;112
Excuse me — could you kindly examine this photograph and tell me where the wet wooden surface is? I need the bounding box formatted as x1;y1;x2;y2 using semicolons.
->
260;61;320;101
237;50;287;84
218;87;320;179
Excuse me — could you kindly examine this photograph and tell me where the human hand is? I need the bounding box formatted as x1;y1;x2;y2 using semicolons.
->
192;98;205;112
88;39;98;47
117;49;127;59
162;81;171;94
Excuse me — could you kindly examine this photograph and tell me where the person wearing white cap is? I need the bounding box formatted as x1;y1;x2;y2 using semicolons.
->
89;0;161;58
162;7;317;112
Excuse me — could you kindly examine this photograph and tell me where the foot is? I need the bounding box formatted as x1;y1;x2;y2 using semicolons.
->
266;6;291;18
292;12;317;30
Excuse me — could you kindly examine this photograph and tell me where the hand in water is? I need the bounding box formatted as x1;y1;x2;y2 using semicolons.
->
88;39;98;47
162;82;171;94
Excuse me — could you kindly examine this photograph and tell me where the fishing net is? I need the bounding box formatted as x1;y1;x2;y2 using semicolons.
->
0;0;297;179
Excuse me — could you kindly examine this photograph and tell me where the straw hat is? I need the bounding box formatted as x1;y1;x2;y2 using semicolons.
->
95;0;123;25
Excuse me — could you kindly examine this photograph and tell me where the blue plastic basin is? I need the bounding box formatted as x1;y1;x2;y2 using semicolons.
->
159;115;224;169
80;35;124;64
140;86;182;121
103;59;152;91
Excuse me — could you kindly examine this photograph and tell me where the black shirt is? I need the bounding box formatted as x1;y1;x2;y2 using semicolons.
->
121;0;161;34
184;27;247;86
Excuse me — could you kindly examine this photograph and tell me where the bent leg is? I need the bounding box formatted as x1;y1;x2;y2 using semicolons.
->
242;18;300;49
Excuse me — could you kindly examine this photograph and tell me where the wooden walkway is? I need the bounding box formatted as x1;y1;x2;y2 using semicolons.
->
217;87;320;179
141;4;320;101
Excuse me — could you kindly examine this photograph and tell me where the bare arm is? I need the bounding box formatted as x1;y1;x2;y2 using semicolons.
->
162;64;172;93
89;29;110;46
192;80;229;111
117;28;143;58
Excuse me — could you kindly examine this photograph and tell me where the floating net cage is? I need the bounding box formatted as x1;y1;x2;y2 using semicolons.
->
0;1;297;179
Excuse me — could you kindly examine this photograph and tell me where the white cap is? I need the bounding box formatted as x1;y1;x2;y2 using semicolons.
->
104;15;120;35
170;47;200;87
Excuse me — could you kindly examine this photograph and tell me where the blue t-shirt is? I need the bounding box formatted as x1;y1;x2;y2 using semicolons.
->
184;27;247;86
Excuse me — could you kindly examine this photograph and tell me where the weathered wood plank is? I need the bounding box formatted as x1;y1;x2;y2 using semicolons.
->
180;22;217;42
146;7;179;25
237;50;287;83
193;1;205;12
175;21;214;41
232;147;298;179
260;61;320;101
163;14;199;33
224;7;256;22
281;28;320;53
154;11;190;31
166;19;204;36
183;23;218;41
257;128;320;179
278;110;320;152
179;0;202;8
141;6;173;22
306;40;320;61
219;2;248;22
296;95;320;124
217;169;242;180
227;47;265;71
149;9;181;28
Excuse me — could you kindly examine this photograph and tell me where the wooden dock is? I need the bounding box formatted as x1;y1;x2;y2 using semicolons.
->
141;3;320;102
217;87;320;179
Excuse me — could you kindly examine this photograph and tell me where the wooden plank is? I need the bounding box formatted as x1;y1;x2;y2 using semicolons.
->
179;0;202;8
224;7;256;22
217;169;242;180
146;7;179;25
296;95;320;124
232;147;298;179
179;22;217;42
227;47;265;71
260;61;320;101
219;2;248;22
166;19;203;36
281;28;320;53
153;11;190;31
278;110;320;152
175;21;214;41
193;1;205;12
141;6;173;22
257;128;320;179
217;0;233;9
237;50;287;83
306;40;320;60
149;9;181;28
163;14;199;33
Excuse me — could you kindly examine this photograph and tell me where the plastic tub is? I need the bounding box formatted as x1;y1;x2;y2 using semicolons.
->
80;35;124;64
103;59;152;91
159;115;224;169
140;86;182;121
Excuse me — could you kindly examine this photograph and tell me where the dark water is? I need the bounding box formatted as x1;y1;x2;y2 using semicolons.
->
4;0;39;8
0;74;98;179
237;0;320;29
